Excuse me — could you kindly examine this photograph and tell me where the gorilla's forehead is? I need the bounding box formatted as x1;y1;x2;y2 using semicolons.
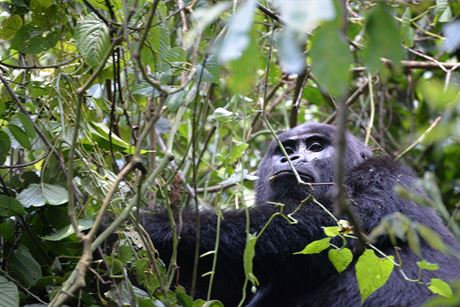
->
278;123;335;140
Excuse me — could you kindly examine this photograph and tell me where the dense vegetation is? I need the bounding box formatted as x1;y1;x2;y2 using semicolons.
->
0;0;459;306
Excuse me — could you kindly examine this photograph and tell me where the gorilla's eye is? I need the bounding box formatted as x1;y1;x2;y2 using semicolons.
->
308;142;324;152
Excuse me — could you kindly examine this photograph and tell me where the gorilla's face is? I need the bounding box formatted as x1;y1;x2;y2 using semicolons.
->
256;123;371;206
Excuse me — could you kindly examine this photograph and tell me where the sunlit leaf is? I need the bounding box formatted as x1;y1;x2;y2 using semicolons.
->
323;226;340;237
0;15;23;40
418;80;460;110
42;219;93;241
42;184;69;205
227;31;262;94
11;25;59;54
185;3;230;49
356;249;394;303
228;142;248;163
273;0;335;32
276;28;306;74
362;4;404;73
310;22;352;97
75;13;110;67
8;125;31;150
417;225;447;253
328;248;353;273
295;237;331;254
417;260;439;271
17;183;68;208
435;0;452;23
211;107;237;122
15;112;36;138
401;8;414;47
429;278;453;297
217;0;257;62
243;233;259;288
0;275;19;307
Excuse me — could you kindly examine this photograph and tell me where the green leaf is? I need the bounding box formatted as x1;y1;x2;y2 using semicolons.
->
295;237;331;254
328;248;353;273
272;0;335;32
0;195;26;216
417;224;447;253
228;31;262;94
276;28;306;74
417;260;439;271
400;8;414;48
195;54;220;83
362;4;404;73
184;2;230;49
0;15;23;40
439;6;452;23
0;219;16;240
355;249;394;303
11;25;59;54
435;0;452;23
16;184;46;208
15;112;36;138
310;22;352;97
0;130;11;165
0;275;19;307
217;0;257;62
119;245;134;263
323;226;340;237
407;226;421;256
147;26;170;55
243;233;259;287
17;183;68;208
228;142;248;163
83;122;139;154
158;46;186;72
8;124;31;150
75;13;110;68
42;219;93;241
30;0;53;11
418;80;460;110
211;107;237;123
9;245;42;287
42;183;69;205
429;278;453;297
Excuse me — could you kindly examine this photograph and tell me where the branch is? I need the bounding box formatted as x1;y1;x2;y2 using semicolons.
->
352;59;460;72
395;116;442;160
0;58;77;70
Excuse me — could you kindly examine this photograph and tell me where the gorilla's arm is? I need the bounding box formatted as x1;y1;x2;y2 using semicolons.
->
141;201;337;304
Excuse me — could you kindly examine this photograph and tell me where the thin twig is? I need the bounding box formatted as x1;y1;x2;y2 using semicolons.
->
395;116;442;160
352;59;460;72
364;73;375;145
323;79;369;124
0;58;77;70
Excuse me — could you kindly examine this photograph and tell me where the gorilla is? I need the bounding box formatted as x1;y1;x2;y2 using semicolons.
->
141;122;460;306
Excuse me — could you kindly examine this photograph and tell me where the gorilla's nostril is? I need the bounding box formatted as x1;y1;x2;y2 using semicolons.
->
280;154;300;163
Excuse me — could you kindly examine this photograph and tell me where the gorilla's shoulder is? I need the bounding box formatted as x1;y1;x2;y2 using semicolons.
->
346;156;416;193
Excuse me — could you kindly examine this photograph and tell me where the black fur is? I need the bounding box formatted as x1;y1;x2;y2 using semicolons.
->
142;123;460;306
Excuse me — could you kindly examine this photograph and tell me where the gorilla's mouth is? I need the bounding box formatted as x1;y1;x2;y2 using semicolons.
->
270;170;314;183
